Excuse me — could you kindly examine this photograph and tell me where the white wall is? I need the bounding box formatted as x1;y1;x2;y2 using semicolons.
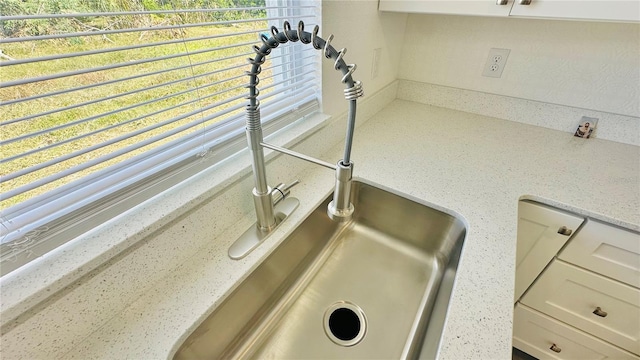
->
399;14;640;117
322;0;408;117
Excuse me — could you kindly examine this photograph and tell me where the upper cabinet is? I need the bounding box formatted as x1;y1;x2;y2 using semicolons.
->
510;0;640;22
378;0;514;17
379;0;640;22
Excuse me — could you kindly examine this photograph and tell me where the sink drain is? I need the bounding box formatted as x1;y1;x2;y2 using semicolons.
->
323;301;367;346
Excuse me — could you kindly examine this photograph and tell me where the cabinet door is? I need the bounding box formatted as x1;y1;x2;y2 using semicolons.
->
379;0;515;17
514;304;640;360
559;220;640;288
510;0;640;22
521;260;640;355
514;201;584;301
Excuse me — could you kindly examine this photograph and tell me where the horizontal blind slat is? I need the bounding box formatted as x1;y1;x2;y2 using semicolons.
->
1;97;245;200
1;63;248;131
2;79;318;201
1;52;317;146
2;73;317;188
1;41;256;88
1;48;315;123
1;6;317;20
0;15;314;44
1;29;269;67
2;90;246;183
0;51;253;108
2;56;317;162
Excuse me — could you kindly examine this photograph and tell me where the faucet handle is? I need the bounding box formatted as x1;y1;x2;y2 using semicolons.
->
282;179;300;192
272;180;300;205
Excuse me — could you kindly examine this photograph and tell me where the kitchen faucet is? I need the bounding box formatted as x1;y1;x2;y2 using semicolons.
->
228;21;363;259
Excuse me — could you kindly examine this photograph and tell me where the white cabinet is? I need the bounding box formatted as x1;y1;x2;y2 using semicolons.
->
521;260;640;355
559;220;640;289
514;201;584;301
510;0;640;22
378;0;515;17
378;0;640;22
513;201;640;358
514;304;639;360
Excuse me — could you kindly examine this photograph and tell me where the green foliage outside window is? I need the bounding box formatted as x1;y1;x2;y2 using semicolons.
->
0;0;268;37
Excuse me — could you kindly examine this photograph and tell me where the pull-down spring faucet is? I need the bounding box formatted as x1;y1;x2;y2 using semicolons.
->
228;21;363;259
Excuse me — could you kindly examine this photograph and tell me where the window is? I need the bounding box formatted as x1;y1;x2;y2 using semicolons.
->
0;0;320;275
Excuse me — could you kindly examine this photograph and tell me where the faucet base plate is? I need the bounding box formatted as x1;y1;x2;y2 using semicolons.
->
229;197;300;260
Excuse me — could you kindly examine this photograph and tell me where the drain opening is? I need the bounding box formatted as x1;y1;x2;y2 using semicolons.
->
324;302;367;346
329;308;361;340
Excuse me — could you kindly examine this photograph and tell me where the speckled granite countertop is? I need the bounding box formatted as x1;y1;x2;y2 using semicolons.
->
61;99;640;359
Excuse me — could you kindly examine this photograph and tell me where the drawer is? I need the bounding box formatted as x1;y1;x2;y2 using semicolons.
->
521;260;640;355
514;304;639;360
559;220;640;288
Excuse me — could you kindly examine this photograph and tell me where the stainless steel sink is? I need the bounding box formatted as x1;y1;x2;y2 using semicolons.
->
173;180;466;360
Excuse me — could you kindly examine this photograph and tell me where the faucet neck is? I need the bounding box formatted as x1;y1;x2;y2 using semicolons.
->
327;161;354;222
246;21;363;226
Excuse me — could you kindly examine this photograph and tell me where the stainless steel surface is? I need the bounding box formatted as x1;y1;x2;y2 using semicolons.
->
239;20;362;258
519;0;532;4
228;197;300;260
261;142;337;170
323;301;367;347
496;0;508;4
246;111;268;193
327;161;354;222
271;180;300;206
252;187;276;231
176;180;466;359
344;80;364;101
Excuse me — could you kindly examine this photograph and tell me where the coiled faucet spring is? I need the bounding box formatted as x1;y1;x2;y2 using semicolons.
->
246;20;362;167
245;21;363;112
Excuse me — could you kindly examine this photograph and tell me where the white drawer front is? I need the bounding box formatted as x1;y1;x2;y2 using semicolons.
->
515;201;584;301
514;304;639;360
521;260;640;355
559;220;640;288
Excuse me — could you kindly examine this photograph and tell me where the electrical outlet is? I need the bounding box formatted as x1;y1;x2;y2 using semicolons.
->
371;48;382;79
482;48;510;78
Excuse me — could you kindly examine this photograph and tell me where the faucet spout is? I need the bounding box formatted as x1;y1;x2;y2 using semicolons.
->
246;20;362;225
229;21;363;259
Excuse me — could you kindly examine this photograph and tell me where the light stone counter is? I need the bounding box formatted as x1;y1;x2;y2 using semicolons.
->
350;100;639;359
13;96;640;359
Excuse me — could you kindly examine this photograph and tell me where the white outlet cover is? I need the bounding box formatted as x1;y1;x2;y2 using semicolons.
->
482;48;510;78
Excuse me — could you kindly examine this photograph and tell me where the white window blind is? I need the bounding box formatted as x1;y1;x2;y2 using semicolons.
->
0;0;321;275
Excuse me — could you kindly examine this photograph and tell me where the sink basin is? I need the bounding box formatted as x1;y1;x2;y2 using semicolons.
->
173;180;466;359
